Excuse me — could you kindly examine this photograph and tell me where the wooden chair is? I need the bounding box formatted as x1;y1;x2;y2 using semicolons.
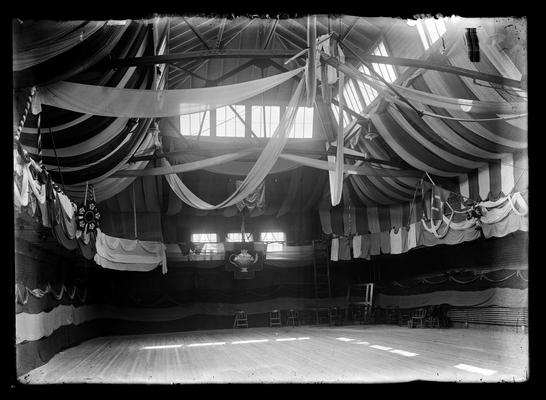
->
408;308;426;328
286;309;299;327
233;310;248;328
269;309;282;327
425;306;441;328
329;307;342;326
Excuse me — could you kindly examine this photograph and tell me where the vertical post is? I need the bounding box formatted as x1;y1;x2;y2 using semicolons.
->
306;15;317;107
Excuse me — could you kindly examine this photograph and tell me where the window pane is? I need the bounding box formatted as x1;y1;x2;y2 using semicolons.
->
191;233;218;243
370;42;397;83
180;111;210;136
226;232;254;242
416;20;430;50
424;18;439;44
260;232;286;242
216;105;245;137
435;18;446;36
251;105;280;137
290;107;314;138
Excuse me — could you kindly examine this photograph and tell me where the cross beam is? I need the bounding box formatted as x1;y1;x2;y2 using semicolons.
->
109;49;302;68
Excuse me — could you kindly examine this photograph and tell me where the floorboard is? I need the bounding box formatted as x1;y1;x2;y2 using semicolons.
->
19;325;528;383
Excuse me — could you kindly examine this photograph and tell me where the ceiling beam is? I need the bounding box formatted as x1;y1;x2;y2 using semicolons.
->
182;16;211;50
110;49;301;68
330;40;523;89
263;18;279;49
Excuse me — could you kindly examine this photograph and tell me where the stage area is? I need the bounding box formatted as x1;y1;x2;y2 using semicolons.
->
20;325;528;383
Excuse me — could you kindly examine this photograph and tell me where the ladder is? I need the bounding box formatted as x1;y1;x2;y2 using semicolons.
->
312;240;332;324
345;283;374;324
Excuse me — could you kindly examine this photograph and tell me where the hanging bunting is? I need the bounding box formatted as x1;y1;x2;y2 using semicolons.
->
235;180;265;212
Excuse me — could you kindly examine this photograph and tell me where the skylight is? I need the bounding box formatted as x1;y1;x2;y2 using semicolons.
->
414;18;447;51
356;65;379;106
370;41;397;83
331;101;352;125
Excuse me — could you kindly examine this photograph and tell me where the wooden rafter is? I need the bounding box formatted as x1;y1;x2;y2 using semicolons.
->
215;18;227;49
331;39;523;89
263;18;279;49
339;16;359;42
112;49;302;67
182;16;211;50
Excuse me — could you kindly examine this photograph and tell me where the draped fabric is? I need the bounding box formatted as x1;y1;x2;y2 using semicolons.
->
163;78;305;210
329;44;345;206
94;229;167;274
32;68;304;117
375;287;526;309
13;21;105;71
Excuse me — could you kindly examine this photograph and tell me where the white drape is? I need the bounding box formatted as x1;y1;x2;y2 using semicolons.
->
32;67;304;117
163;78;305;210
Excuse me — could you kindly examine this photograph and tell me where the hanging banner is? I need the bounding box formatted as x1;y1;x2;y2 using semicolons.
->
224;242;264;280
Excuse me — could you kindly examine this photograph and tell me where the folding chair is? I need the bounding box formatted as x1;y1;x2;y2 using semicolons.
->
233;310;249;328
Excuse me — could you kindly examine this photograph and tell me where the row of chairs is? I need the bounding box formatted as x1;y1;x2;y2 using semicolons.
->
233;309;300;328
408;307;441;328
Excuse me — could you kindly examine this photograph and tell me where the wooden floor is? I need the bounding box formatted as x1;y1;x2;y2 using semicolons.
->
20;325;528;383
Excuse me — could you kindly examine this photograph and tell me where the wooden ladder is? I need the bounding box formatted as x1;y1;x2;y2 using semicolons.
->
312;240;331;324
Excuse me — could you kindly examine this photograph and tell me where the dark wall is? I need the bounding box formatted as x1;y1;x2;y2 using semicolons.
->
14;238;100;377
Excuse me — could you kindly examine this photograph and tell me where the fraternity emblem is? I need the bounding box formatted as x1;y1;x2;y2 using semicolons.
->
229;248;259;273
225;242;264;280
77;201;101;233
77;183;100;233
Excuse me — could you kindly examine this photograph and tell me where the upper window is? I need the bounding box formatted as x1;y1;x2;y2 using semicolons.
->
216;105;246;137
226;232;254;242
191;233;218;243
356;65;380;106
180;111;210;136
251;105;281;138
343;79;365;115
331;101;352;125
261;231;286;252
370;41;397;83
414;18;447;51
289;107;314;138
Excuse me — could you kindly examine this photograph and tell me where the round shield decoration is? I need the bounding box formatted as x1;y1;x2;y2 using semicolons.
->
77;200;101;233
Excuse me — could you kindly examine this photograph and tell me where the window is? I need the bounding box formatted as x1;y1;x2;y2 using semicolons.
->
343;79;364;115
356;65;379;106
180;111;210;136
261;232;286;252
289;107;314;138
191;233;218;243
216;105;246;137
413;18;447;51
331;101;352;126
226;232;254;242
370;41;397;83
251;106;280;138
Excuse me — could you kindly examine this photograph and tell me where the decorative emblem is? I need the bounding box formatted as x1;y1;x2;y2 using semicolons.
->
229;248;259;273
77;201;101;232
77;183;100;233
